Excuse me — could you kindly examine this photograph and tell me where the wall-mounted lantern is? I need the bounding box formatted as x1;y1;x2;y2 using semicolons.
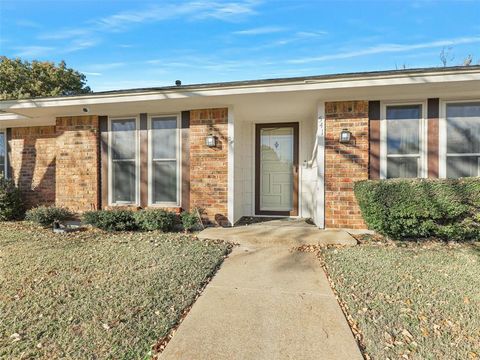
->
205;134;218;147
339;129;352;143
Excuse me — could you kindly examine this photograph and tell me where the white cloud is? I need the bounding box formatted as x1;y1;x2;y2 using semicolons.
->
64;39;100;53
295;30;327;38
233;26;285;35
288;36;480;64
14;46;55;57
16;19;41;28
38;29;90;41
82;72;102;76
33;1;260;56
83;62;127;71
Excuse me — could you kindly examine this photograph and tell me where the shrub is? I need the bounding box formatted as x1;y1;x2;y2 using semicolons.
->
354;178;480;241
133;209;177;231
25;206;72;227
82;210;137;231
181;211;199;232
0;178;24;221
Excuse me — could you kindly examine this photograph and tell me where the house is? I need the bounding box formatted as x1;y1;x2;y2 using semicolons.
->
1;65;479;229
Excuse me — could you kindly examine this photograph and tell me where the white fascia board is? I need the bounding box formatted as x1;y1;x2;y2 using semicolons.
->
2;69;480;111
0;112;31;120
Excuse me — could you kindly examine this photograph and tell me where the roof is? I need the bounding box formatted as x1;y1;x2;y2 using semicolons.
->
2;65;480;102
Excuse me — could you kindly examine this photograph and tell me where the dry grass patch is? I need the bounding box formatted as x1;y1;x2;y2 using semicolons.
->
0;222;231;359
322;241;480;360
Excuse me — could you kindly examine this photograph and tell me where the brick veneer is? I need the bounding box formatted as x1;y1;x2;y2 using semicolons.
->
9;116;99;212
10;126;57;208
56;116;99;211
189;108;229;226
325;101;369;229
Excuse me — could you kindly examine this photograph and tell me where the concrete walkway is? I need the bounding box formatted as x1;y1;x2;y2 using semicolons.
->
197;219;358;248
160;221;362;360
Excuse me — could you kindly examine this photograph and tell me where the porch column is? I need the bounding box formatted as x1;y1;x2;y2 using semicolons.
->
315;102;325;229
227;106;235;226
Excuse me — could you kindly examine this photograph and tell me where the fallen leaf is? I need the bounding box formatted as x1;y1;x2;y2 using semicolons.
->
10;333;21;342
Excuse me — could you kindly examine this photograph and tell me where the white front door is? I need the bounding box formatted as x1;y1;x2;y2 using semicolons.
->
255;123;299;216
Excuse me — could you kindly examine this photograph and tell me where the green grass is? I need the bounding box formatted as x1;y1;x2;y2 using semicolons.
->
0;222;231;359
323;242;480;360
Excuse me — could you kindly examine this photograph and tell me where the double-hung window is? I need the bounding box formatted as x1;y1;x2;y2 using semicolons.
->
0;130;6;178
109;117;138;204
381;103;426;178
149;115;180;205
441;101;480;178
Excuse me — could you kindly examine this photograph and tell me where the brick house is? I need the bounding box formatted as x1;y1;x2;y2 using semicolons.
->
1;66;480;228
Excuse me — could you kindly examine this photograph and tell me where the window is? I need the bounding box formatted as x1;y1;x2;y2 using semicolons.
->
0;131;5;178
109;118;138;204
149;115;180;205
443;101;480;178
381;103;426;179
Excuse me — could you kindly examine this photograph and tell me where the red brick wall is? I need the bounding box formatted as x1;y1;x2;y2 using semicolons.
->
325;101;369;229
9;116;100;212
10;126;57;208
189;108;229;226
56;116;99;212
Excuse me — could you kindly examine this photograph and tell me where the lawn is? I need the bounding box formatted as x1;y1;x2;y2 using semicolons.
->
322;241;480;360
0;222;231;359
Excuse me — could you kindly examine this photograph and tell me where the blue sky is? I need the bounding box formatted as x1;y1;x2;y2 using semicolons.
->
1;0;479;91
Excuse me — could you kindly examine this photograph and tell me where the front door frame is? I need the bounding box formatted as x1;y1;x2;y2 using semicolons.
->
255;122;299;216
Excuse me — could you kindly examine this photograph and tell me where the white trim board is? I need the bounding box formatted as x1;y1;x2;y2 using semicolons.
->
0;129;6;178
315;102;325;229
147;113;182;208
227;106;235;226
3;69;480;110
439;99;480;178
107;116;140;206
379;101;428;179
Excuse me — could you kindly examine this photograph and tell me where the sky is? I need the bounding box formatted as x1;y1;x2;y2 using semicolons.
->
1;0;479;91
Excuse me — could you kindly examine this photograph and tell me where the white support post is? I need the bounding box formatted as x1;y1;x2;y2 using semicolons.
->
227;106;235;226
315;103;325;229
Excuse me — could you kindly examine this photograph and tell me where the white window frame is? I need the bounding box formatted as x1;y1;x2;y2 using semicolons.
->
108;116;140;206
439;99;480;178
380;100;428;179
0;129;6;178
380;101;428;179
147;113;181;207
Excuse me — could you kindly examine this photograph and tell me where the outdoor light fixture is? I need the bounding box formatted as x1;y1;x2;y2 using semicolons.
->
339;129;352;143
205;134;218;147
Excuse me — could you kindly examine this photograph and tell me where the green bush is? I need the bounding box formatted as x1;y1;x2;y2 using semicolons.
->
133;209;177;231
25;206;73;227
354;178;480;241
0;178;24;221
82;210;137;232
181;211;199;232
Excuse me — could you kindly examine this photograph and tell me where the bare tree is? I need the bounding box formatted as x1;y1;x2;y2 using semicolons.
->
440;47;454;67
463;54;473;66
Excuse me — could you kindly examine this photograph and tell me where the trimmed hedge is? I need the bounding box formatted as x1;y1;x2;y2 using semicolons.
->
83;209;179;232
25;206;73;227
181;211;199;232
0;178;24;221
133;209;176;231
83;210;137;232
354;178;480;241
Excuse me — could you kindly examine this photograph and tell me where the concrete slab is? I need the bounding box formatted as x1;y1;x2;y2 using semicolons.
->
160;246;363;360
197;225;357;248
211;246;333;294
